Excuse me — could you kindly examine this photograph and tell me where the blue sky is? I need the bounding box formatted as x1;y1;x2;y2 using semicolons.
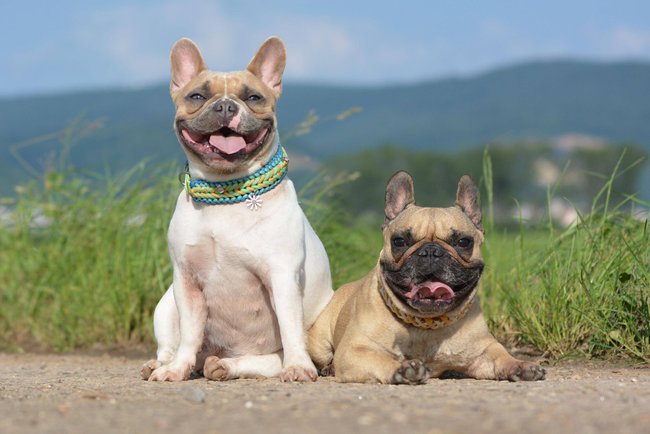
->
2;0;650;96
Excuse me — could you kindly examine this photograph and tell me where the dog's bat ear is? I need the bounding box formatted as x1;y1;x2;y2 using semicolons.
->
247;36;286;96
455;175;483;232
384;171;415;224
170;38;207;93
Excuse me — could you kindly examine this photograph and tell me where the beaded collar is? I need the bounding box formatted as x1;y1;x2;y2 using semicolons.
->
377;283;477;330
179;146;288;210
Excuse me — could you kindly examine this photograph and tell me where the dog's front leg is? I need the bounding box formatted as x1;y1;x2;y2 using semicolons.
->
269;269;318;382
465;339;546;382
333;344;430;384
140;285;179;380
148;267;206;382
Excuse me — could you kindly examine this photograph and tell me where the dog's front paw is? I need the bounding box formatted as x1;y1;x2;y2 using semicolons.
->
140;359;162;380
147;362;192;382
391;359;431;385
500;361;546;382
319;362;335;377
203;356;234;381
280;365;318;382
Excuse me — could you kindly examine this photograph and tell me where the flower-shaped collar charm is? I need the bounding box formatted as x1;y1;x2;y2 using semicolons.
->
245;193;263;211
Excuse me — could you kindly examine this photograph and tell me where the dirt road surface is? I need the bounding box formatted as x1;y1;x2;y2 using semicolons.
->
0;353;648;434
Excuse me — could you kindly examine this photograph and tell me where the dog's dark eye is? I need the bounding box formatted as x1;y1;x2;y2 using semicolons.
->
457;237;473;249
392;237;406;248
246;94;262;102
189;93;206;101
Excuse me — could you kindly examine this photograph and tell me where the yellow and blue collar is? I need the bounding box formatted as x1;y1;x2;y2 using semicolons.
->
180;146;288;209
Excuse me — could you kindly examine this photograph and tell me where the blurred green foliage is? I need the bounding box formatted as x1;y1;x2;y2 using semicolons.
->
328;143;647;224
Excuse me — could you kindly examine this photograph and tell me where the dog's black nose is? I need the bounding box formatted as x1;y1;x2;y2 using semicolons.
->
417;243;445;258
213;99;238;116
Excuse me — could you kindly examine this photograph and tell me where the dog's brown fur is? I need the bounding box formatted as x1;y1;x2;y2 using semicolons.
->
308;171;546;384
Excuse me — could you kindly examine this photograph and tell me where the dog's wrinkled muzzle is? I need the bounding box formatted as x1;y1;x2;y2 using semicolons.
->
393;236;473;270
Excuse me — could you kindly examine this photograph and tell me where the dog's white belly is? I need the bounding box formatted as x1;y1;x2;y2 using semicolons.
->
164;179;332;360
196;237;283;357
202;259;282;357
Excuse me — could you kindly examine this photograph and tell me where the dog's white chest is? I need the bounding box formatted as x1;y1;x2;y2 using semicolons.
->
166;182;307;357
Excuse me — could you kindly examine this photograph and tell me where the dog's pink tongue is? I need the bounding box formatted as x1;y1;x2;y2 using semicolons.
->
405;282;454;301
209;134;246;155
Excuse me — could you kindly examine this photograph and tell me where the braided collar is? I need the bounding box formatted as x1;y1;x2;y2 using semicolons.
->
180;146;288;207
377;283;477;330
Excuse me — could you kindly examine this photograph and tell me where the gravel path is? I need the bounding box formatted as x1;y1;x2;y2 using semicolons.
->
0;353;648;434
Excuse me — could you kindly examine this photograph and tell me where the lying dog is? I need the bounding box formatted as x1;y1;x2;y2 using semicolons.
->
141;37;333;382
308;171;545;383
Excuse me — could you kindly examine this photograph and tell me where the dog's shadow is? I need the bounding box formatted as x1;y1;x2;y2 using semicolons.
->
438;370;468;379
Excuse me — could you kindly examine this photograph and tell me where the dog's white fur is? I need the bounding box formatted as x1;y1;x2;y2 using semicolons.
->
143;38;333;382
147;149;333;381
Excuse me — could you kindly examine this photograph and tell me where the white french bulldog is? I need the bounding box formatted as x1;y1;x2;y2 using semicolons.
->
140;36;333;382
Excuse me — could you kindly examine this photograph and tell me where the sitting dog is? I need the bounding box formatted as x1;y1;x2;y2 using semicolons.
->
308;171;545;384
141;37;333;382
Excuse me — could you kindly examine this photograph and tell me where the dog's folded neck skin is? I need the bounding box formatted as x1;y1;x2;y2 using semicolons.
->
378;172;485;328
169;37;286;183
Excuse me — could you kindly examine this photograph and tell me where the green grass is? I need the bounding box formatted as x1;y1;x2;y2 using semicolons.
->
0;164;383;351
480;152;650;362
482;215;649;362
0;164;176;350
0;155;648;363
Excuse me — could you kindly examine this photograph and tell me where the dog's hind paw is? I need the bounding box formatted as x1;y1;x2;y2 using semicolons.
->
140;359;162;380
203;356;232;381
391;359;431;385
502;361;546;382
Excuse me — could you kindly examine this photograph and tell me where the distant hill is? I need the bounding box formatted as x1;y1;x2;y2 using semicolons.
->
1;59;650;196
282;60;650;155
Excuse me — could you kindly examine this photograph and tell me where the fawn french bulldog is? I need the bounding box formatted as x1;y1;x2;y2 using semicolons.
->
308;171;545;384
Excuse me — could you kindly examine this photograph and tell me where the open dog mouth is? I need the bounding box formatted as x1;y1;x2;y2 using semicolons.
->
388;273;481;311
180;126;270;160
404;281;456;303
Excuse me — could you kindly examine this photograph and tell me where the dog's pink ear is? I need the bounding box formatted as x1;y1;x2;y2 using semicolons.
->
247;37;286;96
170;38;207;93
455;175;483;232
384;171;415;224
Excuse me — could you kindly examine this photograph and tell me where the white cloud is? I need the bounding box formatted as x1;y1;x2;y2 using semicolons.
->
72;1;203;84
279;19;359;78
609;26;650;56
67;0;368;86
5;0;650;96
586;25;650;59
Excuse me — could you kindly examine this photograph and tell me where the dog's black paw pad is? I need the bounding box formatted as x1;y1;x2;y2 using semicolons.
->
319;362;335;377
391;359;431;385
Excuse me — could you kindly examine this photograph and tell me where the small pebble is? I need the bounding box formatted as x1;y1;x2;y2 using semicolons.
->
180;386;206;404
